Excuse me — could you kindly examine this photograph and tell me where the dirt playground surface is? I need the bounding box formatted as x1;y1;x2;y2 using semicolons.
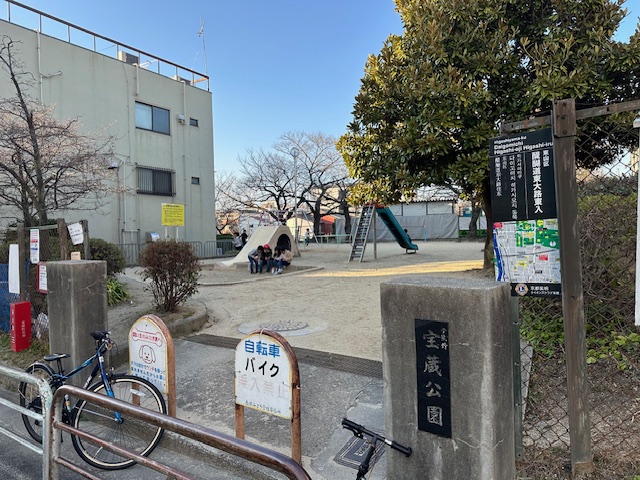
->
191;240;488;360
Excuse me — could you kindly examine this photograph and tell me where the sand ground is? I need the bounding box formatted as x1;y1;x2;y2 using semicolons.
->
186;240;488;360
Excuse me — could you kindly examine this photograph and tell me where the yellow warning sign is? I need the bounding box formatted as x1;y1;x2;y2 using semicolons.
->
161;204;185;226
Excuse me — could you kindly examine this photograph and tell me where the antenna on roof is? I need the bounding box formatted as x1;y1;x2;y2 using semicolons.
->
197;18;208;77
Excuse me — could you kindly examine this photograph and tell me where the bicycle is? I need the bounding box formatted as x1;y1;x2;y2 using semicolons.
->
341;417;412;480
19;330;166;470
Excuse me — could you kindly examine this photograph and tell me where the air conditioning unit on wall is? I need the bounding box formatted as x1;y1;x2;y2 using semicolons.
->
172;75;192;85
117;51;139;65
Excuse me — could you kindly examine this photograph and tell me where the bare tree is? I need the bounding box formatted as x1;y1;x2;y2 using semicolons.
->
275;132;355;235
236;148;296;223
214;171;244;234
233;132;355;235
0;36;116;227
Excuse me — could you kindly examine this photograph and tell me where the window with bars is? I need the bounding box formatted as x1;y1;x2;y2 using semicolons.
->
136;166;175;196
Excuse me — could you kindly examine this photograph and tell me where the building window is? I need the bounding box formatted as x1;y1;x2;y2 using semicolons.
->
191;176;200;185
136;166;175;196
135;102;170;134
189;117;199;127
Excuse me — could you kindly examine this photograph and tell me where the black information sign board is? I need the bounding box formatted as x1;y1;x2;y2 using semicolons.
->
489;128;556;222
415;319;451;438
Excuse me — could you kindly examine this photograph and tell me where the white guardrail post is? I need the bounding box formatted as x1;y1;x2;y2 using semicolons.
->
0;363;53;480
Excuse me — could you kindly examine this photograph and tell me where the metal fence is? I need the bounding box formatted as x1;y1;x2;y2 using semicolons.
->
1;0;209;91
0;363;53;479
50;384;311;480
505;100;640;478
23;225;60;335
0;221;92;337
119;239;235;267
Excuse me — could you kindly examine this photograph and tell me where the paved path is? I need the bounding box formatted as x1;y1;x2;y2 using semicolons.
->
0;240;486;479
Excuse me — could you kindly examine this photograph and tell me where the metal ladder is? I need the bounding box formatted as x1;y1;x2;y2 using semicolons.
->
348;204;374;262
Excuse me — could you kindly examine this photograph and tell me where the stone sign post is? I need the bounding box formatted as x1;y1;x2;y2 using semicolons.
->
381;276;515;480
47;261;107;386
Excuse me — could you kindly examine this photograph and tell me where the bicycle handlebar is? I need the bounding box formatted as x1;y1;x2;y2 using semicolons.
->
90;331;113;351
90;331;111;341
341;418;412;457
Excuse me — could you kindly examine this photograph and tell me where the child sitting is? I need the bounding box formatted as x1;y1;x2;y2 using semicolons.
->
272;247;293;275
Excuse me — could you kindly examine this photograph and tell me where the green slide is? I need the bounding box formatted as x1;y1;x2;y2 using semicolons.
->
375;207;419;252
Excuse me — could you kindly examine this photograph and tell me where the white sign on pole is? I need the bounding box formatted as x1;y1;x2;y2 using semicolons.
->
67;222;84;245
29;229;40;264
37;263;47;293
235;332;293;419
8;244;19;294
129;317;169;394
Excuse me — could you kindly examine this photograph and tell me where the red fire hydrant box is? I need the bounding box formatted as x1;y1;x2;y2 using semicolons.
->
10;301;31;352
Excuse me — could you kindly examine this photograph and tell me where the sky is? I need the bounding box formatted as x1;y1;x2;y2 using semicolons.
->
2;0;639;174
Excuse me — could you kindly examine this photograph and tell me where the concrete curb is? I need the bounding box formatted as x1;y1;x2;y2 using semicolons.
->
110;301;209;368
158;431;284;480
198;266;324;287
109;305;296;479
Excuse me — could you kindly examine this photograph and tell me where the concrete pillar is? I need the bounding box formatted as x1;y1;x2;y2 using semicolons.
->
381;276;514;480
47;261;107;385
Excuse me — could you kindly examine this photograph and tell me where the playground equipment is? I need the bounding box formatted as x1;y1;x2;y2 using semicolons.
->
221;226;299;266
348;205;418;262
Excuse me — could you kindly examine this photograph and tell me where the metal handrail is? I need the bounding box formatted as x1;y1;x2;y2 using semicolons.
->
49;385;311;480
4;0;209;90
0;363;52;479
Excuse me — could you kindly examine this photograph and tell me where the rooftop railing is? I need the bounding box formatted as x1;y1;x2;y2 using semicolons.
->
2;0;209;91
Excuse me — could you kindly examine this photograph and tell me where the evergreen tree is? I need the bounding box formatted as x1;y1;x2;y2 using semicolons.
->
338;0;640;266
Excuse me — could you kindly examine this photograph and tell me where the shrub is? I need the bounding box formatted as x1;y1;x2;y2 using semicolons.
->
578;193;636;328
138;240;201;312
89;238;126;277
107;278;128;306
520;192;638;369
459;229;487;239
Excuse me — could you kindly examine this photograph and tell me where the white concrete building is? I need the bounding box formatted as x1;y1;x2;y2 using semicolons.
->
0;2;215;249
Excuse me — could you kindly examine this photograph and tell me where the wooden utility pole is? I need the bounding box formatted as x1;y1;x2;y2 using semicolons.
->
552;98;593;475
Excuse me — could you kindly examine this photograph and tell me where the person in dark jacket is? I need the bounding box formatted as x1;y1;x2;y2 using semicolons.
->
247;245;263;274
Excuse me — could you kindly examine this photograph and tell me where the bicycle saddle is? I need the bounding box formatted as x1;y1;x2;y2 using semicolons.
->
44;353;70;362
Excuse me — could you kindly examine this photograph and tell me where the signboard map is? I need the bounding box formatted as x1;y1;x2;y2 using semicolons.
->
493;219;561;297
489;128;561;297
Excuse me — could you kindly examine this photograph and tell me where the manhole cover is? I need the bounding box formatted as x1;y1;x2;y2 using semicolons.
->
258;320;309;332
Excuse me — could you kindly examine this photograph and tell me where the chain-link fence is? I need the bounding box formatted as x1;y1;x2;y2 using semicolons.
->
0;220;90;341
25;225;59;339
515;104;640;478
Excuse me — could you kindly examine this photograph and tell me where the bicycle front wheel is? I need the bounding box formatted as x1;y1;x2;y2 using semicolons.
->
19;363;55;443
71;374;166;470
